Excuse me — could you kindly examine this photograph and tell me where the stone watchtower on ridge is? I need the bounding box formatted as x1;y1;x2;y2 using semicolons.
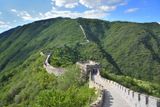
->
76;60;100;80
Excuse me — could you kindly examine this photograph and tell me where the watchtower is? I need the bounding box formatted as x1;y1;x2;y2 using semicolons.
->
76;60;100;80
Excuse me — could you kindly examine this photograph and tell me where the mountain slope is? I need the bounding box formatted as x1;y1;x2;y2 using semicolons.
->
102;22;160;82
0;18;95;106
0;18;85;72
0;17;160;106
77;19;160;82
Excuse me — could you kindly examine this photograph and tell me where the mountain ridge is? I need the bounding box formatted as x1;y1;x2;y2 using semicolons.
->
0;17;160;106
1;17;160;81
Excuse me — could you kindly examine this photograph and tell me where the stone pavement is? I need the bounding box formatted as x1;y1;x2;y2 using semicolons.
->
94;75;131;107
44;54;64;76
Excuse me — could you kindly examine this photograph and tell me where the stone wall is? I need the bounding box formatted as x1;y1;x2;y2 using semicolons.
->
77;61;160;107
76;61;103;107
43;54;64;76
89;79;104;107
76;61;100;81
100;77;160;107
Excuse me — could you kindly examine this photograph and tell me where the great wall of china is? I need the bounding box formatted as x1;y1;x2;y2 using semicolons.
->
77;61;160;107
42;52;160;107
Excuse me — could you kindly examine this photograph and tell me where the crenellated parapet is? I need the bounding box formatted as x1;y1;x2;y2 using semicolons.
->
77;60;160;107
98;76;160;107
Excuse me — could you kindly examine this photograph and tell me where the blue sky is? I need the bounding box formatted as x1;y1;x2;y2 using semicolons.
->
0;0;160;33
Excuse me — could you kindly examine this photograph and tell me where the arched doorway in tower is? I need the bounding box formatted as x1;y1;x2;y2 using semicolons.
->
91;68;98;80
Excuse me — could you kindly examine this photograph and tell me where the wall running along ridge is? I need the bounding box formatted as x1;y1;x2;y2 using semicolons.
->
77;61;160;107
94;74;160;107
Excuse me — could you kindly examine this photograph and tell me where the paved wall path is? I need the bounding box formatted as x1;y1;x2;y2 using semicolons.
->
93;74;131;107
43;54;64;76
79;25;89;42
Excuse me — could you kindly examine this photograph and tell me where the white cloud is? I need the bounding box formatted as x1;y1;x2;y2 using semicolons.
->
39;9;108;19
10;0;127;21
46;0;126;19
65;3;78;8
0;21;11;29
11;9;17;12
83;10;108;18
52;0;78;8
79;0;99;8
79;0;123;9
125;8;139;13
15;8;106;21
119;2;127;6
11;9;35;21
52;0;125;10
99;5;116;11
105;0;123;4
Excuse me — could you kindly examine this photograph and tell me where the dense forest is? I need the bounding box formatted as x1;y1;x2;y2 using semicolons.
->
0;17;160;106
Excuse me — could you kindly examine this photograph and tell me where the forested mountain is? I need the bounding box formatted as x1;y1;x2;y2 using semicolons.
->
0;17;160;106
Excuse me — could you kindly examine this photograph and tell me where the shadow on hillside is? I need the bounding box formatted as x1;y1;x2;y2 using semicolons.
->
79;22;122;74
97;44;122;74
141;32;160;63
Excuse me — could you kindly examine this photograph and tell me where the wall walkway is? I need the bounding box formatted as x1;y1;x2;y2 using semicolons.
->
92;71;160;107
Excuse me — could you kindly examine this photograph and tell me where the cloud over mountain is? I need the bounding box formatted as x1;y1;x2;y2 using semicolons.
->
10;0;126;21
0;21;11;29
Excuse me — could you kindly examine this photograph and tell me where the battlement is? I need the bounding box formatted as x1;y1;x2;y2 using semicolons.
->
98;76;160;107
77;60;160;107
76;60;100;75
